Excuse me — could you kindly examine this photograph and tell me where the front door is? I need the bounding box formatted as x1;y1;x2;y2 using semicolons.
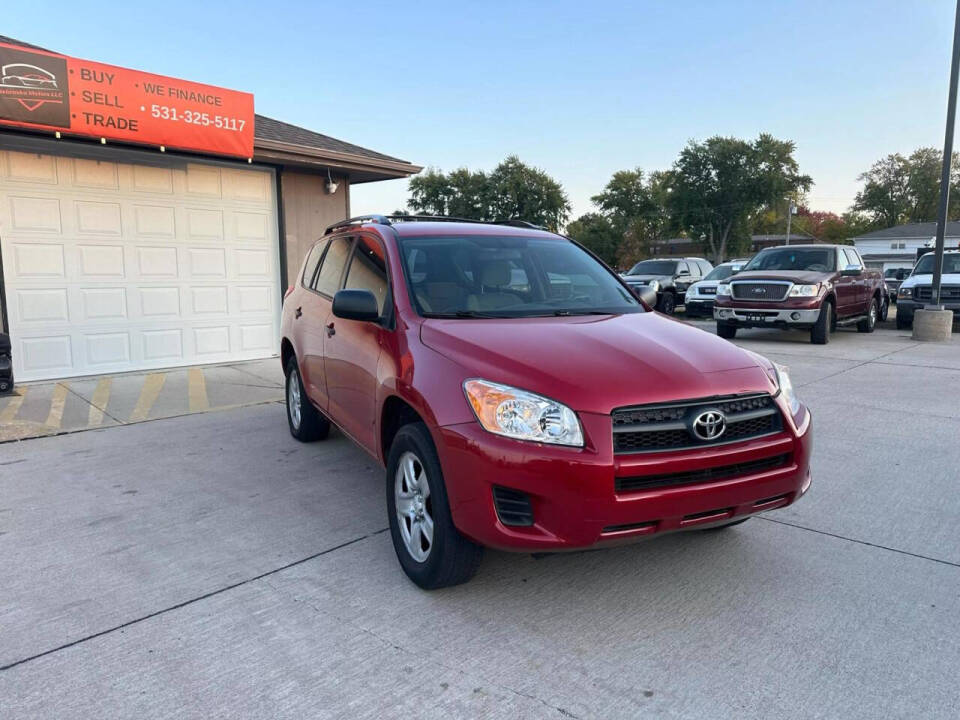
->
834;248;858;315
324;234;390;453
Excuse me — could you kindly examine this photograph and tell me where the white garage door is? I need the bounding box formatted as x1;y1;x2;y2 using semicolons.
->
0;150;280;381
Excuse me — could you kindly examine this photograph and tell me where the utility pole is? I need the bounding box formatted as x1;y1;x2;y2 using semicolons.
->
932;0;960;307
785;199;796;245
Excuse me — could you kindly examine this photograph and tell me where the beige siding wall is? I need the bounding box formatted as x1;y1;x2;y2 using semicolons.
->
279;169;350;286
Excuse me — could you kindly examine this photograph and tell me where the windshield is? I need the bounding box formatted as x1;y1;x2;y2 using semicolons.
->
913;254;960;275
398;235;642;318
626;260;677;276
704;264;740;282
743;248;835;272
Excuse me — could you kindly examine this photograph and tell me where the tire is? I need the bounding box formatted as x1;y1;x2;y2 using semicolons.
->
716;321;737;339
896;314;912;330
880;297;890;322
701;517;750;531
285;356;330;442
811;301;833;344
386;422;483;589
657;291;676;315
857;298;878;333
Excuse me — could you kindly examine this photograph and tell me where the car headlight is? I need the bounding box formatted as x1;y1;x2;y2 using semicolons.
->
773;363;801;416
788;283;820;297
899;286;913;298
646;280;660;292
686;285;699;297
463;379;584;447
716;283;731;297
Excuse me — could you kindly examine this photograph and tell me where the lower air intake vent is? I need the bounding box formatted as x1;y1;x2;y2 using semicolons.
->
493;486;534;527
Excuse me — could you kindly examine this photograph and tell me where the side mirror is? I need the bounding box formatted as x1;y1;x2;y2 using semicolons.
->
333;289;380;322
637;286;658;307
840;265;862;277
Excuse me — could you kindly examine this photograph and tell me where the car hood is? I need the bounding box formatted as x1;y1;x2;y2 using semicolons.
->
622;274;669;284
420;312;775;415
730;270;832;284
901;272;960;287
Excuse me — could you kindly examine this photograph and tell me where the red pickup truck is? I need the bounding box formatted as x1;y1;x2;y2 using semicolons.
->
713;244;887;344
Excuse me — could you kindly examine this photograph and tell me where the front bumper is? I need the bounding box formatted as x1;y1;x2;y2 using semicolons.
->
434;403;812;551
713;305;822;329
684;298;715;316
896;299;960;321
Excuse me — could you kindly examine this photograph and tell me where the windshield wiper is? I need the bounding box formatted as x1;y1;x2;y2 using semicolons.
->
423;310;512;319
550;310;616;316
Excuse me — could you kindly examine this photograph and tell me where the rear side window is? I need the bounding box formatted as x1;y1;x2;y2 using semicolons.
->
344;236;389;314
843;248;863;269
313;235;352;296
301;240;327;286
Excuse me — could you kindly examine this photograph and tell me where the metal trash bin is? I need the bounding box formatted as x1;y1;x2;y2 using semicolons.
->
0;333;12;394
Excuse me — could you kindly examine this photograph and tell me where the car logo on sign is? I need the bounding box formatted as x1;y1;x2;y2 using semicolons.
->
691;410;726;441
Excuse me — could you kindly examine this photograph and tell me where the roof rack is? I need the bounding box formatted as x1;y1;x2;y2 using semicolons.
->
324;215;393;235
324;214;547;234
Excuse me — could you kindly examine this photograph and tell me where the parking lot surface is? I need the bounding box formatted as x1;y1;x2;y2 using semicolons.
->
2;324;960;719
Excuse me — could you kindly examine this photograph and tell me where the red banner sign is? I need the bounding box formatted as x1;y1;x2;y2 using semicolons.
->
0;42;254;158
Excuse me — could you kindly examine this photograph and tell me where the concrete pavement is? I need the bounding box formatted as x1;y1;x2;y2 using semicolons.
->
0;358;284;442
1;325;959;719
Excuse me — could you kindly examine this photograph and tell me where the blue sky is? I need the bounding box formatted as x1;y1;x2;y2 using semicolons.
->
6;0;958;220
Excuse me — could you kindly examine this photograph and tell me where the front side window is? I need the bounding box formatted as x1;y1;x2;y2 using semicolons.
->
743;248;835;272
344;236;389;315
398;235;641;317
313;235;352;296
626;260;678;276
843;248;863;269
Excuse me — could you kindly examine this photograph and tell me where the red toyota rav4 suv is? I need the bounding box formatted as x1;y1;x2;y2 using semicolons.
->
281;216;812;589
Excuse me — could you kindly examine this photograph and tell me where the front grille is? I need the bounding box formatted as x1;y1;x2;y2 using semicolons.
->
616;453;791;493
914;285;960;301
492;486;534;526
612;394;783;453
731;282;789;301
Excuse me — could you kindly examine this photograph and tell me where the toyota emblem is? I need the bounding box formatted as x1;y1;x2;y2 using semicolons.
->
691;409;726;441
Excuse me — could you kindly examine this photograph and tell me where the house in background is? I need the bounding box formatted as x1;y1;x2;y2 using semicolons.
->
852;221;960;271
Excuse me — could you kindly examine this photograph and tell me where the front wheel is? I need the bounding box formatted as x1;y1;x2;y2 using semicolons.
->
880;297;890;322
285;357;330;442
716;321;737;339
657;292;676;315
857;298;878;333
386;423;483;589
896;314;912;330
811;302;833;344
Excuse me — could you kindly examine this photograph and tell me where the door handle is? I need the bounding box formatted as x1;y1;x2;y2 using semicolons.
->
326;322;336;337
294;306;302;319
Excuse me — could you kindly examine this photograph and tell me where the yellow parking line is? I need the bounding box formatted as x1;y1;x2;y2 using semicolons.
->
188;368;209;412
45;383;69;428
129;373;166;422
0;387;27;424
88;377;113;427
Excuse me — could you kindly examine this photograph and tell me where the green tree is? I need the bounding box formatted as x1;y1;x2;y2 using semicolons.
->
668;134;812;263
852;147;960;227
487;156;570;231
588;168;673;266
406;157;570;231
566;213;620;267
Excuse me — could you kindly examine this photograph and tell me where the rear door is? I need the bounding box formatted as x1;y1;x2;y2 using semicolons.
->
324;234;390;452
302;235;353;408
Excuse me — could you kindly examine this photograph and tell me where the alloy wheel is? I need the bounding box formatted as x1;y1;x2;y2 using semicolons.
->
394;451;434;562
288;369;302;430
